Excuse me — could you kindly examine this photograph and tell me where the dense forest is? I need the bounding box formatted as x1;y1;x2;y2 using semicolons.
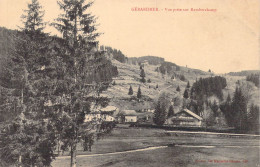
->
191;76;227;101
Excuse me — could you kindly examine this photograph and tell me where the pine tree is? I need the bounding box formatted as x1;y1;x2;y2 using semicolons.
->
20;0;46;35
226;93;231;103
140;69;146;83
231;87;248;130
176;86;180;92
186;81;190;89
128;85;133;95
248;104;259;131
51;1;117;166
167;105;174;118
183;89;189;99
210;100;219;117
0;0;59;166
153;101;167;125
137;86;142;99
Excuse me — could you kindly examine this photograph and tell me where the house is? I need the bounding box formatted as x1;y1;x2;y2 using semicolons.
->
125;115;138;123
167;109;203;127
119;110;153;123
84;105;118;122
84;113;115;122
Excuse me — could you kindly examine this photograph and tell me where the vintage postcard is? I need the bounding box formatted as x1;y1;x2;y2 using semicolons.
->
0;0;259;166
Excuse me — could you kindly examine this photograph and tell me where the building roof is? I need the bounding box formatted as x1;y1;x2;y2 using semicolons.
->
100;106;117;112
121;110;137;116
177;109;203;121
121;110;153;117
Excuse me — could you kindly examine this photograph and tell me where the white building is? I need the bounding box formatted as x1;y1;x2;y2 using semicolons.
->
124;115;138;123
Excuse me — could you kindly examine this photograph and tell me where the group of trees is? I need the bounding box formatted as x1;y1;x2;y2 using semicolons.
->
191;76;227;101
153;93;174;125
0;0;118;166
128;56;164;65
128;85;142;99
101;46;128;63
246;74;259;87
220;88;259;131
157;61;179;75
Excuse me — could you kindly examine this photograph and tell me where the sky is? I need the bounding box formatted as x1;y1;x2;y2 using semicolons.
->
0;0;259;73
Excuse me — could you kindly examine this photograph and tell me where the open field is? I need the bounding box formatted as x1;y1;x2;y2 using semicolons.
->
52;125;259;167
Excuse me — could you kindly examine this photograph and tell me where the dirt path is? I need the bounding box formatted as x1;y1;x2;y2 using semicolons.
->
56;146;168;160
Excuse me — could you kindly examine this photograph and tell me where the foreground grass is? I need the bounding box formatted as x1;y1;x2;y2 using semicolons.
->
52;126;259;167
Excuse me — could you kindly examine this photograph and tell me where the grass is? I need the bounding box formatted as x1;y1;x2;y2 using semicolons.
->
52;126;259;167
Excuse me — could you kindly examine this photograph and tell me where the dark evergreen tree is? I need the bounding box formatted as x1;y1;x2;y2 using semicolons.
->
20;0;46;34
186;81;190;89
248;104;259;132
210;100;219;117
183;89;189;99
137;86;142;99
176;86;180;92
153;101;167;125
0;0;59;166
231;87;248;130
52;1;116;166
167;105;174;118
128;85;133;95
140;69;146;83
156;84;158;89
226;93;231;103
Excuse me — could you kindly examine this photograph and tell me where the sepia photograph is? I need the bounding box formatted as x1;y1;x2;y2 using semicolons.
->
0;0;259;166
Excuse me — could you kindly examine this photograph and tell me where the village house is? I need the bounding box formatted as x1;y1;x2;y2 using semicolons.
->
167;109;203;127
84;105;118;122
119;110;153;123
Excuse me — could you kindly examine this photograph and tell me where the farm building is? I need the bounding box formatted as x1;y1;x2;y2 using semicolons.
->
167;109;203;127
119;110;153;123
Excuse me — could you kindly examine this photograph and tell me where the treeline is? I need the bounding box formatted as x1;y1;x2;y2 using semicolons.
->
228;70;260;76
246;74;259;87
101;45;128;63
191;76;227;101
128;56;165;65
157;61;180;74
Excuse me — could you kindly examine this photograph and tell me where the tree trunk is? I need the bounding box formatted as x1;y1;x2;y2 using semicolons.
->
18;155;22;167
70;141;77;167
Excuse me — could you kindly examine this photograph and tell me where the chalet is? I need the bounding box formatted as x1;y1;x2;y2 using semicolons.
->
167;109;203;127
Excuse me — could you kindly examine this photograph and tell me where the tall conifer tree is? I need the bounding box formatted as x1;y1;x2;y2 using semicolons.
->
52;1;115;166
